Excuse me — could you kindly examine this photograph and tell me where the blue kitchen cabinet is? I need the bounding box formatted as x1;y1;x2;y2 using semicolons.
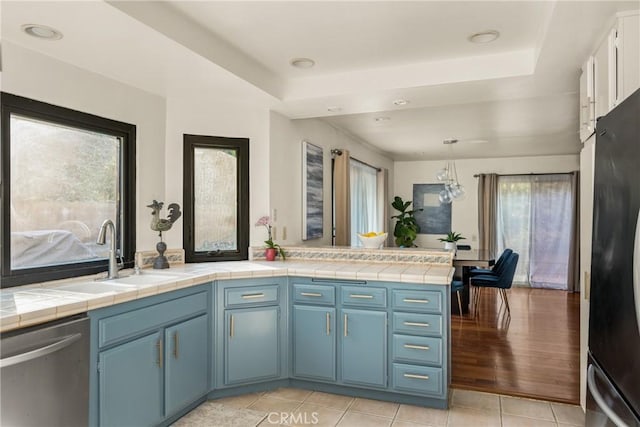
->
292;305;336;381
340;308;387;388
89;285;211;426
165;314;209;416
98;332;163;427
225;306;280;384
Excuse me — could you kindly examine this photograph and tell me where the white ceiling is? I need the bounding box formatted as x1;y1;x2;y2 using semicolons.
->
3;1;639;160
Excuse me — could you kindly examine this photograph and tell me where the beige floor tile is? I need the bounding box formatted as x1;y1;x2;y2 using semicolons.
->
349;397;399;418
305;391;354;411
447;406;501;427
451;389;500;412
395;404;449;427
290;403;345;427
551;403;585;426
392;421;437;427
213;392;263;409
248;396;302;415
501;396;555;421
337;411;392;427
502;414;559;427
264;387;314;402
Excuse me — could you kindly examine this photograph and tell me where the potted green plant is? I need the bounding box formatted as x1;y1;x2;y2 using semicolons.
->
391;196;423;247
438;231;465;251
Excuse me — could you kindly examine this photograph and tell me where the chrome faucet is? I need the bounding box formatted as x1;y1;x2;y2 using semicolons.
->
97;219;119;279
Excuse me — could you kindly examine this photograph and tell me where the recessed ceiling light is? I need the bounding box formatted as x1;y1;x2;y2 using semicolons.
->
468;30;500;44
290;58;315;68
22;24;63;40
327;106;342;113
374;116;390;122
393;99;409;106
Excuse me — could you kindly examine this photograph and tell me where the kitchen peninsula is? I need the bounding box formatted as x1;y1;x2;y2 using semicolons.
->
0;247;454;426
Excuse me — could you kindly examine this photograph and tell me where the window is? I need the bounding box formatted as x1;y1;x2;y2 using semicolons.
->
183;134;249;262
1;93;136;288
496;174;574;289
350;159;379;246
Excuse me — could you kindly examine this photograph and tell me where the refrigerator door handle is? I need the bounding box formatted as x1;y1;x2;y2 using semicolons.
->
634;208;640;336
588;364;631;427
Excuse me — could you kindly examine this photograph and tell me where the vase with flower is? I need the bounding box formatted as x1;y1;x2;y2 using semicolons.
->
255;216;286;261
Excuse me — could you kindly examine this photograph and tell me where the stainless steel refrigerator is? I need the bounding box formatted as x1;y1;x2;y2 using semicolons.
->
587;88;640;427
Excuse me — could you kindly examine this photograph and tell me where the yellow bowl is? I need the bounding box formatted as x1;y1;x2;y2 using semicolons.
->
357;232;388;249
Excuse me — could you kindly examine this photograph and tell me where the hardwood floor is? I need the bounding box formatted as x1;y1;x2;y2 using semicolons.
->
451;286;581;404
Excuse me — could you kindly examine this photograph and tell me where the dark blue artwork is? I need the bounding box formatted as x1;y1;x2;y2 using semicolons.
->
413;183;451;234
303;141;323;240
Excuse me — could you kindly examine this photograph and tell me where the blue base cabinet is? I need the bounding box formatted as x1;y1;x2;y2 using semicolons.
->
214;278;288;389
89;285;211;427
292;305;336;381
340;308;387;388
99;332;163;427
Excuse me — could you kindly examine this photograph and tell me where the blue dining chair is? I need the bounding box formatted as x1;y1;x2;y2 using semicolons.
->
451;280;464;316
469;248;513;277
470;252;519;317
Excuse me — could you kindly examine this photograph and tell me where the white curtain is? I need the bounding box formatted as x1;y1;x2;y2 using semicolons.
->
350;159;378;246
497;174;574;289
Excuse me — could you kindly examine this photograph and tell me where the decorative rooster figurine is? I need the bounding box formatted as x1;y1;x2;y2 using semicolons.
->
147;200;181;240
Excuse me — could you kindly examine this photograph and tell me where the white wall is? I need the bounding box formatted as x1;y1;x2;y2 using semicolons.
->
394;154;580;248
270;112;395;246
2;42;167;252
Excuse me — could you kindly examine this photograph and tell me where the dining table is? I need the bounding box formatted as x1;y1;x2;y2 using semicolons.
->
452;249;495;315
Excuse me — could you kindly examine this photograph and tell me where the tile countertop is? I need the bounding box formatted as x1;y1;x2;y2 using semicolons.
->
0;260;454;333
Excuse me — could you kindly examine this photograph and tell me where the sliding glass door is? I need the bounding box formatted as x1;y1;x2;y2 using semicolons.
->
497;174;575;289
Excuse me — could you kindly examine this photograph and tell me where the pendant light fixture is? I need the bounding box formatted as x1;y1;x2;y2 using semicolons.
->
436;139;465;204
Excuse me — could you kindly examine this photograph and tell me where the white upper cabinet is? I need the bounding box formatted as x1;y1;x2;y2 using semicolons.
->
589;11;639;126
579;57;595;143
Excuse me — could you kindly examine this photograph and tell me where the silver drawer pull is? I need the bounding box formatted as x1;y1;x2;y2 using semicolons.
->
403;298;429;304
300;292;322;297
404;344;430;351
404;373;430;380
403;321;430;327
241;293;265;299
350;294;374;299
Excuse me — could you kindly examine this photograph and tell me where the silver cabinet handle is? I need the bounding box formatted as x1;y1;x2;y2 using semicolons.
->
326;312;330;336
404;321;430;327
241;293;265;299
156;339;163;368
350;294;374;299
404;373;430;380
344;314;348;337
633;208;640;336
587;365;629;427
403;298;429;304
173;331;179;359
300;292;322;297
230;315;234;338
0;333;81;368
404;344;430;351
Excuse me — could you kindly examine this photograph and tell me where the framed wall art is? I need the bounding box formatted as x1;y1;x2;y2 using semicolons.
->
302;140;323;240
413;183;451;234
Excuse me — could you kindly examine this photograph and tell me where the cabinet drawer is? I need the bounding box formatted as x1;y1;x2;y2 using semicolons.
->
341;286;387;308
392;335;442;366
99;292;207;348
393;312;442;337
392;289;442;314
292;284;335;305
225;285;279;307
392;363;443;396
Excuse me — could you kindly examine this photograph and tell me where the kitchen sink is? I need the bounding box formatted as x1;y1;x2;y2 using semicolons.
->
108;274;183;286
56;282;137;294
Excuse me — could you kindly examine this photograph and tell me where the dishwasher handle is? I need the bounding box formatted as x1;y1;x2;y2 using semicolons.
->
0;333;82;369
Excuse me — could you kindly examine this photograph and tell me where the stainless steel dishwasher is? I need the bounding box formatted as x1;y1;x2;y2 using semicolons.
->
1;314;89;427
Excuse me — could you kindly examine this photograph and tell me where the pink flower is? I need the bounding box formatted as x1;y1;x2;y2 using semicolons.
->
255;216;271;227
